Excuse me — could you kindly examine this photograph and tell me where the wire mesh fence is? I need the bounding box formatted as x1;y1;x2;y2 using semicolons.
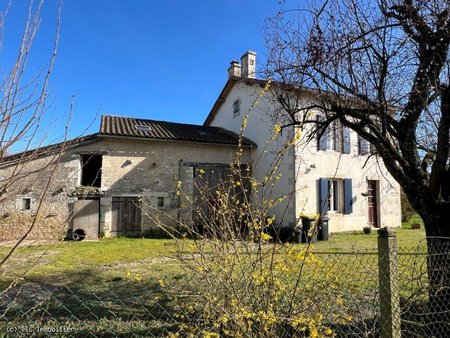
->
0;233;449;337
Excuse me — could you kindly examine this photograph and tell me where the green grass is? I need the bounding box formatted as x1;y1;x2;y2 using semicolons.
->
0;227;427;283
312;227;426;252
0;228;430;336
401;213;424;229
0;238;183;288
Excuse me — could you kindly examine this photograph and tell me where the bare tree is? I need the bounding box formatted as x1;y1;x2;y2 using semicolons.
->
265;0;450;325
0;0;64;265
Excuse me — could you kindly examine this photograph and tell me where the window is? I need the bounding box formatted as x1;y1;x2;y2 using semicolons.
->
328;180;342;212
319;178;353;214
358;135;374;155
81;154;102;187
233;99;240;117
157;197;164;208
21;198;31;211
317;117;351;154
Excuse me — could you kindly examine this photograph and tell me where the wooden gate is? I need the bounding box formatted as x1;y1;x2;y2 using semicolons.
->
111;197;142;237
367;180;379;227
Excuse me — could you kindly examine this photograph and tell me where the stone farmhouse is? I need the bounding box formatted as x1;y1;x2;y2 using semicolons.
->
0;51;401;240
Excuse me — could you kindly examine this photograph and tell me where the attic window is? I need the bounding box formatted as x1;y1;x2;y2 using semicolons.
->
135;125;151;132
233;99;240;117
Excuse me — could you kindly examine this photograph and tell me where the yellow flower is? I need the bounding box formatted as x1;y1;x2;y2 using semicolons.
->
310;326;319;338
261;233;272;241
274;124;282;134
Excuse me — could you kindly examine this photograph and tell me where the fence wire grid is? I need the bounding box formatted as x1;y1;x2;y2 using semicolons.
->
0;235;449;337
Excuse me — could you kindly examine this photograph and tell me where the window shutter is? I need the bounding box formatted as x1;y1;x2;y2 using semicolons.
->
343;127;351;154
317;116;329;150
343;178;353;214
358;136;369;155
319;178;329;214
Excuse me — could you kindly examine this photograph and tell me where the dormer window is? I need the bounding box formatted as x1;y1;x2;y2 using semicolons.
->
135;125;152;132
233;99;240;117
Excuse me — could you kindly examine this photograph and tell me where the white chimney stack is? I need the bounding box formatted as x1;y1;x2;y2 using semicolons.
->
228;60;241;78
240;50;256;78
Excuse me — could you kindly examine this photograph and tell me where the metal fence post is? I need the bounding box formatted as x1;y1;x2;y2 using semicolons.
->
378;227;401;338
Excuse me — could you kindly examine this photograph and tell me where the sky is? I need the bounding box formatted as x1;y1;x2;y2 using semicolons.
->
1;0;283;148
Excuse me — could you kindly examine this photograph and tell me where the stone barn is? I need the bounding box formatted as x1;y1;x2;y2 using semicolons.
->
0;115;255;240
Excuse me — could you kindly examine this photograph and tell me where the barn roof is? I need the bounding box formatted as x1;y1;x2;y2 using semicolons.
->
100;115;256;146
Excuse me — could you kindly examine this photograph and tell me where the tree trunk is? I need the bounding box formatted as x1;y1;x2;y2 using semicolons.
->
421;214;450;336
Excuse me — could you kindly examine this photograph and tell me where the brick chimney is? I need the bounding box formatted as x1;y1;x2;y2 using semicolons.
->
240;50;256;78
228;60;241;78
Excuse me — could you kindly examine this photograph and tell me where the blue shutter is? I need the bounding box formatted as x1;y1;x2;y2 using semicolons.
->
319;178;329;214
358;136;369;155
343;128;351;154
343;178;353;214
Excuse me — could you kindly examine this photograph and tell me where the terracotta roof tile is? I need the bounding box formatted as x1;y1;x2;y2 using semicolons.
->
100;115;256;146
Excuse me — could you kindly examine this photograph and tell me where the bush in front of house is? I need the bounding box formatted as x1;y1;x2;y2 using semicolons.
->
401;191;415;222
147;112;352;337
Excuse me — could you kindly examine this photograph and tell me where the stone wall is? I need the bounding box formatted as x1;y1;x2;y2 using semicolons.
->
0;137;252;240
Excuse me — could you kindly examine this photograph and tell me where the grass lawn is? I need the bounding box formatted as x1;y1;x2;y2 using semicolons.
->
0;226;428;336
0;225;427;285
313;227;426;252
0;238;183;287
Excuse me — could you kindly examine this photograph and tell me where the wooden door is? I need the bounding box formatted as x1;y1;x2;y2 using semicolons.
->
192;164;250;237
72;199;100;239
111;197;142;237
367;180;379;227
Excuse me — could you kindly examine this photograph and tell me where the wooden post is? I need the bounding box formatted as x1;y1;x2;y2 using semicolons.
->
378;227;401;338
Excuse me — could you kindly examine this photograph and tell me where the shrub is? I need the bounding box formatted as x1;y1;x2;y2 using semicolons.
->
401;191;415;222
146;91;352;337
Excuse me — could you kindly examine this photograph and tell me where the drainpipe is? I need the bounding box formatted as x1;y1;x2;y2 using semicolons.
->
177;159;183;225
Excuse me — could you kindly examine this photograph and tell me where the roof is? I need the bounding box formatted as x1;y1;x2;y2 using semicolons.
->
0;115;256;165
204;76;271;126
0;134;98;164
100;115;256;146
203;76;321;126
203;76;379;126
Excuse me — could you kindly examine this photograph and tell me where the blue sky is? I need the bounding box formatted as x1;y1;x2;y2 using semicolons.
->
1;0;282;147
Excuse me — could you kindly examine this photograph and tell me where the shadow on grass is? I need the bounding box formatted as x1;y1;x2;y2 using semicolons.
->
1;269;448;337
0;268;180;337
